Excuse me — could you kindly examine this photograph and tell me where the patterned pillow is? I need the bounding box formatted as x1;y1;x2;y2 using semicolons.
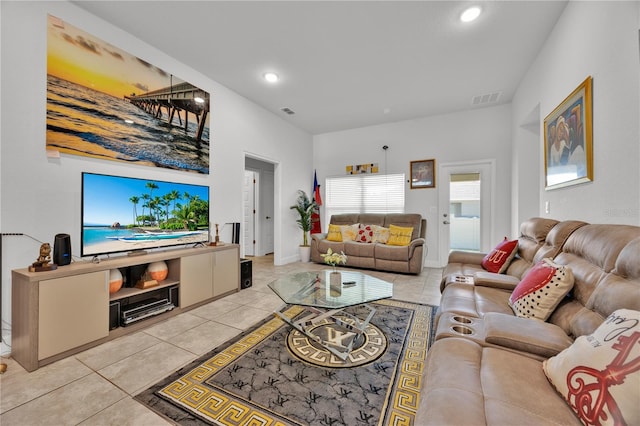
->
326;224;342;242
482;237;518;273
543;309;640;426
372;225;390;244
386;225;413;246
508;258;574;321
357;224;374;243
340;224;360;242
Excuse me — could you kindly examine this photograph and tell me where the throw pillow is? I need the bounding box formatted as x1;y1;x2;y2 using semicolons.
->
543;309;640;426
371;225;390;244
357;224;374;243
386;224;413;246
326;224;342;242
340;224;359;242
482;237;518;273
508;258;574;321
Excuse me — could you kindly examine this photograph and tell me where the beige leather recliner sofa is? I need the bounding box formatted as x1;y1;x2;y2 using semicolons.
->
310;213;426;274
417;219;640;425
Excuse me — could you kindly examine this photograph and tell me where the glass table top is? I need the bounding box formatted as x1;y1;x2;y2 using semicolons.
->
268;270;393;309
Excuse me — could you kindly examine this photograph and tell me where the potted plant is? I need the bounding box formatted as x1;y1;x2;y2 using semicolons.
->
290;189;318;262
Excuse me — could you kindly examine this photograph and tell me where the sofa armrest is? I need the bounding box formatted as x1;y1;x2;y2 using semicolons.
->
447;250;486;265
484;312;573;358
473;271;520;290
311;233;327;241
408;238;425;258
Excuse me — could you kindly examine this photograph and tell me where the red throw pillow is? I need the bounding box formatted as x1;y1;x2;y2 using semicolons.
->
509;258;574;321
357;224;374;243
481;237;518;273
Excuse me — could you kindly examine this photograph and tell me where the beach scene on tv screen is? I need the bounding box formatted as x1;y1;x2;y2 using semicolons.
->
82;173;209;256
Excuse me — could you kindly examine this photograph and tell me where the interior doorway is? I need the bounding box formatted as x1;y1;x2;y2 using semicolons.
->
243;157;275;259
438;160;495;266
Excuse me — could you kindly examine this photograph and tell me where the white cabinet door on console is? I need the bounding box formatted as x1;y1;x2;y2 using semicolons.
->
180;252;214;308
38;271;109;359
213;248;240;296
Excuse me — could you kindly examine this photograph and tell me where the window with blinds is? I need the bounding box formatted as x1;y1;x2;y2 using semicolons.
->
324;174;405;223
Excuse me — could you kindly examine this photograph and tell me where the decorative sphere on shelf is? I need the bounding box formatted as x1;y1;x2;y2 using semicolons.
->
147;261;169;281
109;268;123;294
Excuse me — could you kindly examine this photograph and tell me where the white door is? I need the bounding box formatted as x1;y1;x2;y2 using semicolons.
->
262;170;275;254
243;170;256;256
438;160;495;266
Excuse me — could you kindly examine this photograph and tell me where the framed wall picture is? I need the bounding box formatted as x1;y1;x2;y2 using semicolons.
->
543;76;593;190
46;15;210;174
410;159;435;189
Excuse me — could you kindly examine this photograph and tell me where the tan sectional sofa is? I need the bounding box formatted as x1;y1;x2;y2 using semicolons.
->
310;213;426;274
417;219;640;425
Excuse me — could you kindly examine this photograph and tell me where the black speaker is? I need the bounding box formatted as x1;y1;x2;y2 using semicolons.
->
169;285;179;307
240;258;252;289
232;222;241;244
109;301;121;330
53;233;71;266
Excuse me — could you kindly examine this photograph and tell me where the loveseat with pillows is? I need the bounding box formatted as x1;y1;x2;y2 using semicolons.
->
416;220;640;425
310;213;426;274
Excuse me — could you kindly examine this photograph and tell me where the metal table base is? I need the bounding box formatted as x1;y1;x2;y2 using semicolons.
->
274;303;376;361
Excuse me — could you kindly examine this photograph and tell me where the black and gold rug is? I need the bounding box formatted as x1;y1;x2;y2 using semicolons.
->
135;299;437;425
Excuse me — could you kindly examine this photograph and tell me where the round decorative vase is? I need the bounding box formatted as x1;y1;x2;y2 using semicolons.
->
109;268;123;294
329;271;342;296
147;261;169;281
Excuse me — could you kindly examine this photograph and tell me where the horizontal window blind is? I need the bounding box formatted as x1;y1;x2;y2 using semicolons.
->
324;174;405;223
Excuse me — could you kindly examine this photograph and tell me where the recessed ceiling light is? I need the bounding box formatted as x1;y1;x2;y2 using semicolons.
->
460;6;481;23
194;96;205;104
264;72;279;83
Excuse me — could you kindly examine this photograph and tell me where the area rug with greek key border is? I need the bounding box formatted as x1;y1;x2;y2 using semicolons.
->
135;299;437;426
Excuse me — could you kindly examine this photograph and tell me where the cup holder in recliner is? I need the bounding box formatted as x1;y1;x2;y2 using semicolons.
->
451;325;474;335
452;315;473;325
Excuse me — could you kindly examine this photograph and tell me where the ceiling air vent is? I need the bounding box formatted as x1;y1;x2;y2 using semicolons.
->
280;107;296;115
471;91;501;106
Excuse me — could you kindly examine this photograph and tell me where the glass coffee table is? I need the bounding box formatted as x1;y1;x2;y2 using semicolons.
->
268;270;393;360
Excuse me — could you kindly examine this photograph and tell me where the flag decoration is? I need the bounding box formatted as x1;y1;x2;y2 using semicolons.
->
311;171;322;234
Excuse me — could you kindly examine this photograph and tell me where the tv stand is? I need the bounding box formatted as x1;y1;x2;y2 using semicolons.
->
12;244;239;372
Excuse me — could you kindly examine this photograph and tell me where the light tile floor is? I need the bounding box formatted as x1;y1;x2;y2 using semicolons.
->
0;256;442;425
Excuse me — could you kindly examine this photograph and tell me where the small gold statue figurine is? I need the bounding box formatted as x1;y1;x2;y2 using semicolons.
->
29;243;58;272
209;223;223;246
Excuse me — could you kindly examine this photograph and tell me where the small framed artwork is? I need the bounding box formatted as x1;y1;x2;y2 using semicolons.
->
543;76;593;190
410;159;435;189
346;163;379;174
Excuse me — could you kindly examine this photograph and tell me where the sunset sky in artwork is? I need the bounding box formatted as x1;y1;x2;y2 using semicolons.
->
47;14;185;99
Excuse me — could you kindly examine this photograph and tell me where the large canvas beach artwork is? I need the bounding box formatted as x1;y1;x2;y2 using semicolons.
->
46;15;210;174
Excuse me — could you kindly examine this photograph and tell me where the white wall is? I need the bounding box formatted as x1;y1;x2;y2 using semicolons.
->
0;1;313;354
313;104;513;267
512;1;640;227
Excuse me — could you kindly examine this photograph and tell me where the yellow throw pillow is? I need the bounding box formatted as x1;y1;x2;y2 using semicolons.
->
386;224;413;246
326;224;343;242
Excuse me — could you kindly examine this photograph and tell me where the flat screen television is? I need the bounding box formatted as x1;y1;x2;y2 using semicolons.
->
81;172;210;257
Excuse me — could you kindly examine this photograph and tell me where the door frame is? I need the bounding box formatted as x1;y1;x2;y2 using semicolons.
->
438;159;496;267
243;154;279;261
243;169;258;257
